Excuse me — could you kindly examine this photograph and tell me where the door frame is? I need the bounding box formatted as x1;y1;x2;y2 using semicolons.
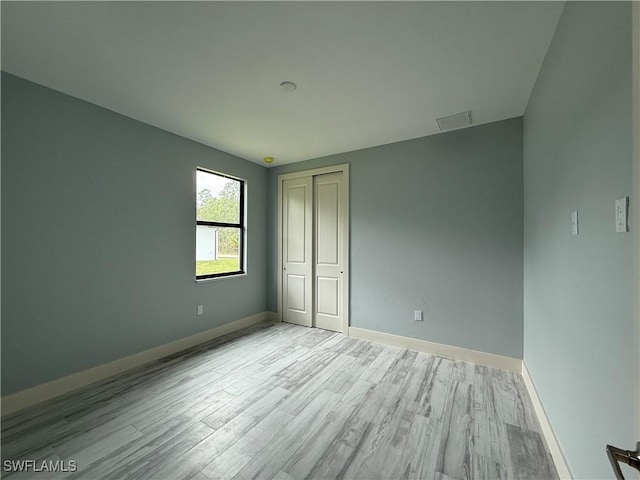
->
633;0;640;439
277;163;350;334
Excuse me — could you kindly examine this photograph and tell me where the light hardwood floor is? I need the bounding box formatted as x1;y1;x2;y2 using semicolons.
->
1;322;558;480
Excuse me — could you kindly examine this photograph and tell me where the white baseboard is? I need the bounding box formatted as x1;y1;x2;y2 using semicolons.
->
348;326;522;373
1;314;573;480
1;311;269;416
347;327;572;477
521;361;573;479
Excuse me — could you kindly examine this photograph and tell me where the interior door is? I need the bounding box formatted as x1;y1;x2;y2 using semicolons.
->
282;176;313;327
313;172;344;332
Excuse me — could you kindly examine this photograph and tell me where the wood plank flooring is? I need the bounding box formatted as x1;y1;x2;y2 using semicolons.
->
1;322;558;479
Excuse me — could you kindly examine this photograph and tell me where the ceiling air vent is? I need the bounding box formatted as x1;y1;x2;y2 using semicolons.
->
436;110;472;132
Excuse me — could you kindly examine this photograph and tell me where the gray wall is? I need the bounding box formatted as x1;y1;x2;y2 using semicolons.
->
267;118;524;359
523;2;636;478
1;73;267;395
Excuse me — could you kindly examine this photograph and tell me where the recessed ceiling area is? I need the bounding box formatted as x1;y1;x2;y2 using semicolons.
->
1;2;564;166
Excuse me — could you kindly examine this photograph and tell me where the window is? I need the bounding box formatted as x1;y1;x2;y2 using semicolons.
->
196;168;245;279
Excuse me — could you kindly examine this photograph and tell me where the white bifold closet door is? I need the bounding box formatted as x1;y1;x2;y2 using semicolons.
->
282;176;313;327
313;172;344;332
282;171;345;332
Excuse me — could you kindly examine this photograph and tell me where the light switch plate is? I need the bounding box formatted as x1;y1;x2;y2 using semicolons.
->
615;197;629;233
571;210;579;235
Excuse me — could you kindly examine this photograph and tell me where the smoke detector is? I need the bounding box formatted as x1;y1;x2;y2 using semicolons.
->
436;110;472;132
279;81;297;93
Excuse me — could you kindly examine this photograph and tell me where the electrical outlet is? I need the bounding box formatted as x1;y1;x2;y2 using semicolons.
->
616;197;629;233
414;310;423;321
197;305;204;316
571;210;579;235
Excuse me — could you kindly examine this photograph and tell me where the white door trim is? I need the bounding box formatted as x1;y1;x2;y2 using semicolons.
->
277;164;350;334
633;0;640;440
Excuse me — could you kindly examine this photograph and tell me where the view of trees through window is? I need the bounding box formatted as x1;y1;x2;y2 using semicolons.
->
196;169;244;278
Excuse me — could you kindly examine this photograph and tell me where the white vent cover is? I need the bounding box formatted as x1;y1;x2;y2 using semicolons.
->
436;110;472;132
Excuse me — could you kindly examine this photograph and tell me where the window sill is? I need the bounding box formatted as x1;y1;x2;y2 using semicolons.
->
196;273;247;284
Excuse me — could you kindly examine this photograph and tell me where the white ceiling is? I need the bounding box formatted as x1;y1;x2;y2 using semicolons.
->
1;1;564;167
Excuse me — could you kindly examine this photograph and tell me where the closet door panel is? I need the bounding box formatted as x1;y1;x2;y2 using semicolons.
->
282;177;312;327
314;172;343;332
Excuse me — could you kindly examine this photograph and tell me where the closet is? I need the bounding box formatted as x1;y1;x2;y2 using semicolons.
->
277;165;349;333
